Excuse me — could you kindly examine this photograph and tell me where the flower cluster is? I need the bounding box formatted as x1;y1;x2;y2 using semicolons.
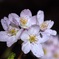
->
40;35;59;59
0;9;57;58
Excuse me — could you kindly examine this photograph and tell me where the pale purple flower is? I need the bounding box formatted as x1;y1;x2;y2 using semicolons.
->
37;10;57;36
0;17;23;47
20;25;50;58
19;9;37;28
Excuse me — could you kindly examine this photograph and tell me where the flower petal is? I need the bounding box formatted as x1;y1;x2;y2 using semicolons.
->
28;25;40;35
29;15;37;26
20;30;29;42
0;31;17;47
16;29;23;40
45;20;54;29
0;31;9;41
45;29;57;36
8;13;19;26
1;17;10;30
6;36;17;47
20;9;32;17
37;33;49;43
37;10;44;25
22;42;31;54
31;43;44;58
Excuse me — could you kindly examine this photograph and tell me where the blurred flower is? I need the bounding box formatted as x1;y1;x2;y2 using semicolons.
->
40;35;59;59
46;36;59;47
37;10;57;36
41;44;54;59
0;17;23;47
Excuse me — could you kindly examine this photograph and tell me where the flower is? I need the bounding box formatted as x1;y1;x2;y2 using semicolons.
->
37;10;57;36
0;17;23;47
40;35;59;59
0;9;57;58
41;45;53;59
20;25;50;58
19;9;37;28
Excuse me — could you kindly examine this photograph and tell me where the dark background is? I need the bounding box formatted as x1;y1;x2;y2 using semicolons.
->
0;0;59;59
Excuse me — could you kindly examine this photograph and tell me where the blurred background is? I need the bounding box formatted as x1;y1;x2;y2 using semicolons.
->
0;0;59;59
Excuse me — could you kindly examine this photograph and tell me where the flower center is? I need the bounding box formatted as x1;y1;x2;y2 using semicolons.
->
20;18;28;26
8;28;18;36
29;35;36;43
43;48;47;55
40;22;48;31
54;53;59;58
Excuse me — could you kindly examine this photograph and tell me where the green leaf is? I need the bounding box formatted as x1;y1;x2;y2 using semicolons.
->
7;52;16;59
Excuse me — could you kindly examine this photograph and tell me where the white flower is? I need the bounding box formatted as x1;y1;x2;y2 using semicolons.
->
18;9;37;28
20;25;49;58
0;17;23;47
37;10;57;36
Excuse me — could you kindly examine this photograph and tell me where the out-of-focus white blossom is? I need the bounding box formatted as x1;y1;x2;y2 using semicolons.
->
40;35;59;59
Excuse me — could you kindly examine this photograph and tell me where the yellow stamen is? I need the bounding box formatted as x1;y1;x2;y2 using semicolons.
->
43;48;47;55
40;22;48;31
9;29;17;36
20;18;28;26
29;35;36;43
54;53;59;58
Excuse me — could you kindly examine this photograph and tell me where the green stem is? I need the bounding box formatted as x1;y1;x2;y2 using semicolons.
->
18;51;24;59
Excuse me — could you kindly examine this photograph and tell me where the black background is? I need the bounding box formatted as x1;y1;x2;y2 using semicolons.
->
0;0;59;59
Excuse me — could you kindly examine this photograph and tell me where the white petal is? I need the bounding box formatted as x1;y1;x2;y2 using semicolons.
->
8;13;19;26
0;31;9;41
16;29;23;40
29;16;37;26
31;43;44;58
7;42;14;47
37;10;44;25
1;17;10;30
45;29;57;36
37;33;49;43
28;25;40;35
45;20;54;29
0;31;17;47
22;42;31;54
20;30;29;42
3;17;10;26
24;16;37;28
20;9;32;17
7;36;17;47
